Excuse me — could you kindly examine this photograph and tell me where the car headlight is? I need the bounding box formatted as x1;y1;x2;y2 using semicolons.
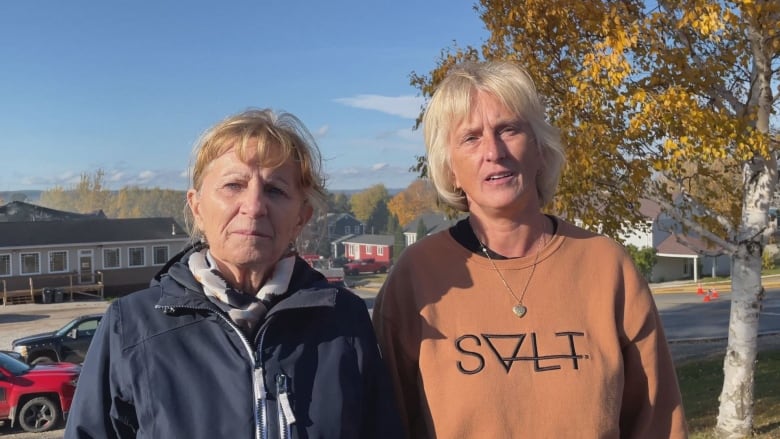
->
13;345;28;357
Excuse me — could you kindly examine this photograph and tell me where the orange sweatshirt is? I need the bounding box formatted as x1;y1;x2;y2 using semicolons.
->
373;218;688;438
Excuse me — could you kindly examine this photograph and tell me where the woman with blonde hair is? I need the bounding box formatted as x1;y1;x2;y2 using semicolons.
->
373;61;687;438
66;109;403;439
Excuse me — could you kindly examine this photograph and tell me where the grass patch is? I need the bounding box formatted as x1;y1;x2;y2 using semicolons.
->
344;273;387;288
678;350;780;437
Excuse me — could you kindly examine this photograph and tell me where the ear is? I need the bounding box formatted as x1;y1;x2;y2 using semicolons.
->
450;169;461;192
295;203;314;235
186;189;203;230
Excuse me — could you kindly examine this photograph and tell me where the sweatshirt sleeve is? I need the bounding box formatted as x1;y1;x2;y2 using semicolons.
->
372;262;426;438
64;301;138;439
618;257;689;438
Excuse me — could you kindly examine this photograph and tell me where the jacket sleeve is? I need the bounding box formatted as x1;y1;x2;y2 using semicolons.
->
618;257;689;438
347;294;406;439
64;300;139;439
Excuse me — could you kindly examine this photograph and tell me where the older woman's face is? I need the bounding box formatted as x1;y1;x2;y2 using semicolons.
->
449;90;542;218
187;147;312;276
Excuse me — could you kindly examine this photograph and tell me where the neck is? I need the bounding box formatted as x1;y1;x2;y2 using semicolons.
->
207;252;272;294
471;213;550;258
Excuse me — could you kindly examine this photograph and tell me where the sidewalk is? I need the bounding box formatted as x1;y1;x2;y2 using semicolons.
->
650;274;780;294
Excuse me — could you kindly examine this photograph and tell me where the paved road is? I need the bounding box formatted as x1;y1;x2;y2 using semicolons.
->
654;288;780;341
2;287;779;438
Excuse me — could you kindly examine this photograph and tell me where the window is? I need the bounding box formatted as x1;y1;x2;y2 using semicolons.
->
366;245;372;255
0;254;10;276
20;252;41;275
344;226;351;234
153;245;169;265
129;247;145;267
49;251;68;273
377;246;385;256
103;248;120;269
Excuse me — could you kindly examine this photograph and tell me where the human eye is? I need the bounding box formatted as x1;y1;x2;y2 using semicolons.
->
265;184;289;198
458;133;479;147
223;181;243;191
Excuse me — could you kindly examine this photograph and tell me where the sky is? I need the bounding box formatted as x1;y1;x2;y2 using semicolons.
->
0;1;488;194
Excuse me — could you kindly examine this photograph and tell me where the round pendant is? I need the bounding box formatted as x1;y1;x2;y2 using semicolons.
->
512;304;527;318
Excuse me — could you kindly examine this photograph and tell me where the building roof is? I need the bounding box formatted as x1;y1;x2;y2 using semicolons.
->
0;201;106;222
0;217;189;248
341;234;394;246
656;233;725;257
404;211;466;235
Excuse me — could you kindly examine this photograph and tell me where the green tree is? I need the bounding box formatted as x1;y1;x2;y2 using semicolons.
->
625;245;657;280
415;219;427;241
327;192;352;215
350;184;390;232
413;0;778;435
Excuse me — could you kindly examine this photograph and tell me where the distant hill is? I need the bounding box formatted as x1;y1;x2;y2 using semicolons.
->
331;188;404;196
3;188;403;202
0;190;42;203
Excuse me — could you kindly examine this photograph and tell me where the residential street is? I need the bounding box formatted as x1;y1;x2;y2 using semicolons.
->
1;285;779;438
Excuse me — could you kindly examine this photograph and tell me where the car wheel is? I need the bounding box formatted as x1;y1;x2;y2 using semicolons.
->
31;356;54;365
379;266;387;273
18;396;60;433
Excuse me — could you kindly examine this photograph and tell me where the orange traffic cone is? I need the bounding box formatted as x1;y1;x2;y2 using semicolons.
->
696;283;704;295
711;289;719;299
703;293;711;302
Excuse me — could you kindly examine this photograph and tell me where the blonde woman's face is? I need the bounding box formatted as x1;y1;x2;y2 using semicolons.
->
448;91;542;218
187;146;312;276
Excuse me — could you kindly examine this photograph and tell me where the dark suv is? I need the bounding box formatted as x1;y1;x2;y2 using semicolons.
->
11;314;103;365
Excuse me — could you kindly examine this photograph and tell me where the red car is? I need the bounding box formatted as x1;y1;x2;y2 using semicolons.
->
0;351;80;433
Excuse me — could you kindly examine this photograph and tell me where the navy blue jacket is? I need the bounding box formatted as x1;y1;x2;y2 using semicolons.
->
64;247;403;438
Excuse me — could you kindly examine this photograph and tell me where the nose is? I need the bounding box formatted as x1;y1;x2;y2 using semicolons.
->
240;183;268;217
483;132;507;162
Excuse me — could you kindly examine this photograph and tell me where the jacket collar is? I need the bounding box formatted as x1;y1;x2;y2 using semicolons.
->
153;245;339;314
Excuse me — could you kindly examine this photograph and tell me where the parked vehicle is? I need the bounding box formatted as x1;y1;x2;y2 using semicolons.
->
343;258;390;275
302;254;347;286
0;351;23;362
0;351;80;432
11;314;103;365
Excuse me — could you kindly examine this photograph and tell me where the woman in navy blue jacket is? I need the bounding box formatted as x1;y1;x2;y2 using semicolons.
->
65;109;403;439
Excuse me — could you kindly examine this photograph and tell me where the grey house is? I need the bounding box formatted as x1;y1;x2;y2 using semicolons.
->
1;217;189;303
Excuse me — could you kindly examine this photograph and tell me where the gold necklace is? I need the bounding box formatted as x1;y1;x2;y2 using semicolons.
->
479;228;546;318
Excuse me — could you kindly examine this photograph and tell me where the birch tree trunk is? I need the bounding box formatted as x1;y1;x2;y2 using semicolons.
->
715;23;776;436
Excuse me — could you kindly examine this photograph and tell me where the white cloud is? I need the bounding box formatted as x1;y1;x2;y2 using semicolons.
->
313;125;329;138
371;163;389;171
334;94;424;119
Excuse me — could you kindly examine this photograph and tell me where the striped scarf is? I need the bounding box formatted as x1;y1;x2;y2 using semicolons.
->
187;249;295;334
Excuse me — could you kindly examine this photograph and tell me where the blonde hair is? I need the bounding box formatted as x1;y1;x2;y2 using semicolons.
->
423;60;565;211
186;108;327;241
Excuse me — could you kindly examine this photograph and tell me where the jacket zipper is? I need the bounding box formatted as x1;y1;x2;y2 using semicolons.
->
276;374;295;439
156;304;270;439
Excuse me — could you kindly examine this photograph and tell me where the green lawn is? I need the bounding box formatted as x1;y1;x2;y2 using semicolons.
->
678;350;780;438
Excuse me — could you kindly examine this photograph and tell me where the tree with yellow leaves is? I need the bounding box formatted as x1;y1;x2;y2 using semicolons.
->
412;0;778;436
387;179;439;226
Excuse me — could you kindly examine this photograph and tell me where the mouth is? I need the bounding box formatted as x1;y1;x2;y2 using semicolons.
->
233;229;271;239
485;171;514;182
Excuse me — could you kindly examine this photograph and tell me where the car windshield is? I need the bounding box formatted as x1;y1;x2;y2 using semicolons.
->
55;317;83;337
0;352;32;375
